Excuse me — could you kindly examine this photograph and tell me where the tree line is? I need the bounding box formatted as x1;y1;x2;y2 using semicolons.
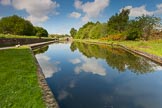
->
0;15;48;37
70;9;161;41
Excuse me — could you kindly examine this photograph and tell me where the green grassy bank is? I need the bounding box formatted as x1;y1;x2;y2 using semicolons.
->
76;39;162;57
0;46;45;108
0;34;52;39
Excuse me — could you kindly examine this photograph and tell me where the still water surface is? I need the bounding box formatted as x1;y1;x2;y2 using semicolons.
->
34;42;162;108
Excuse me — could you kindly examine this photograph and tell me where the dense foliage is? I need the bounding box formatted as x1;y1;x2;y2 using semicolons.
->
0;15;48;37
70;28;77;38
35;26;48;37
71;9;161;41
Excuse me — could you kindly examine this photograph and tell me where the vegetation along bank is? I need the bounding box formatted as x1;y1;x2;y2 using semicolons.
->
0;46;45;108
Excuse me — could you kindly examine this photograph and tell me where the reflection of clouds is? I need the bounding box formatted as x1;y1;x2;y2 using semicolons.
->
154;65;162;71
36;54;61;78
69;58;81;64
149;62;162;71
58;90;71;100
71;57;106;76
69;80;76;88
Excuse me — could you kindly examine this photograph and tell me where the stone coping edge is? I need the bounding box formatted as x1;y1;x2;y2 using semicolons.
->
30;47;59;108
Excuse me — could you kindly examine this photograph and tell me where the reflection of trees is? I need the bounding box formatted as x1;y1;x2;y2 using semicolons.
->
70;42;77;52
70;42;155;74
33;46;49;54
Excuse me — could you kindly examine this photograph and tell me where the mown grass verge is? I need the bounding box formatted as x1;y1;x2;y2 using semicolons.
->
0;46;45;108
75;39;162;57
0;34;52;39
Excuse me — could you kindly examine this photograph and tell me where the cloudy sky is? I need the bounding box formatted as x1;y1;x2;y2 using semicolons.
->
0;0;162;34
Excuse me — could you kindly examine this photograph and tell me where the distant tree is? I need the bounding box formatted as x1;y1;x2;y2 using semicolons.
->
0;15;35;35
35;26;48;37
75;22;95;39
70;28;77;38
89;22;104;39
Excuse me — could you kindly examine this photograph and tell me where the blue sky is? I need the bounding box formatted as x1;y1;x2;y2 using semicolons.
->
0;0;162;34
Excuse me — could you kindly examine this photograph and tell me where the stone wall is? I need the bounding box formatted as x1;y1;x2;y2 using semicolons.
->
0;38;57;46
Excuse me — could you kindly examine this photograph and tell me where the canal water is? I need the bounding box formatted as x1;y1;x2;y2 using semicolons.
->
34;42;162;108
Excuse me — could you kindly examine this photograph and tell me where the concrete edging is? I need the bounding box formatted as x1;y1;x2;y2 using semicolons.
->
30;48;59;108
29;42;59;108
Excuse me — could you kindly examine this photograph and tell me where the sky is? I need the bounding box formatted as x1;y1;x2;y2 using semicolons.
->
0;0;162;34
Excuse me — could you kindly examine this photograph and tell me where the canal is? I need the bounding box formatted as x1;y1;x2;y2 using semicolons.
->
34;41;162;108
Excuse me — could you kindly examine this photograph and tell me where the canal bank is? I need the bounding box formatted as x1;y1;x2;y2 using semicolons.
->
75;40;162;66
29;41;59;108
0;41;59;108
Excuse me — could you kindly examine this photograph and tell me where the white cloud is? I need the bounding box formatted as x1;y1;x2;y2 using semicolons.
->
58;90;71;100
69;58;81;64
121;5;153;17
154;4;162;14
69;80;76;88
36;54;61;78
0;0;59;24
121;4;162;17
69;12;81;18
74;0;82;9
74;57;106;76
157;4;162;9
0;0;11;5
74;0;110;22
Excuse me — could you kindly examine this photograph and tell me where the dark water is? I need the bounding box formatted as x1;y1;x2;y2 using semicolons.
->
34;42;162;108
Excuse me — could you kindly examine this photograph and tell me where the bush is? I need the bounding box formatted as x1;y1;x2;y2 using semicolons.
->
100;34;124;41
126;30;140;40
35;27;48;37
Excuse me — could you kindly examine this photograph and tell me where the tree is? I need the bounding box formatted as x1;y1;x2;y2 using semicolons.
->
107;9;130;34
35;26;48;37
0;15;35;35
135;15;160;40
126;20;142;40
75;22;95;39
70;28;77;38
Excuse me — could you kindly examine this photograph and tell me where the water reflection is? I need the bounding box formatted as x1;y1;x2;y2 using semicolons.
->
35;54;61;78
70;41;155;74
34;42;162;108
33;45;62;78
70;56;106;76
33;46;49;54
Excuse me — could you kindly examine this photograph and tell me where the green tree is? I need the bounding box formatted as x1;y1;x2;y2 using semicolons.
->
70;28;77;38
0;15;35;36
135;15;160;40
75;22;95;39
107;9;130;34
126;20;142;40
35;26;48;37
89;22;107;39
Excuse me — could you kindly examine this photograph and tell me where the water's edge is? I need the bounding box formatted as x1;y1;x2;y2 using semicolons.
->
30;46;59;108
81;41;162;66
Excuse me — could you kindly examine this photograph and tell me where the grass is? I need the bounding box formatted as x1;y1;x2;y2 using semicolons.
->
0;46;45;108
75;39;162;57
118;40;162;57
0;34;52;39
